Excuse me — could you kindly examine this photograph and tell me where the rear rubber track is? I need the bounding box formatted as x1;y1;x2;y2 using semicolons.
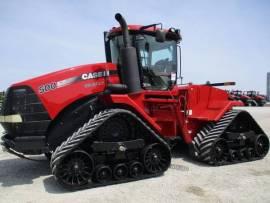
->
191;109;269;166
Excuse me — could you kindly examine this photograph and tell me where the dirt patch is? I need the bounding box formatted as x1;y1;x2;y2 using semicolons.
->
250;169;270;176
169;164;189;171
186;185;205;197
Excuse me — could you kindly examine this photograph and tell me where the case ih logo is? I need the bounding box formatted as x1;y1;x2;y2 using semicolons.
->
38;70;113;94
81;71;110;80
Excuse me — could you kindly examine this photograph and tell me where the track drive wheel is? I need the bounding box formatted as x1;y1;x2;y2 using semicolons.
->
254;134;269;157
142;143;171;174
209;138;228;165
54;150;94;189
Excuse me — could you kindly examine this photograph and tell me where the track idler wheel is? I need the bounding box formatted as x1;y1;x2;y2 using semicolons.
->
210;138;228;165
94;165;112;183
54;150;94;189
113;163;128;180
129;161;144;178
142;143;171;174
254;134;269;157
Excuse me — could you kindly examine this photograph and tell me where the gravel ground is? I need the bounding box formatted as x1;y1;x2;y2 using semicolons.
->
0;107;270;203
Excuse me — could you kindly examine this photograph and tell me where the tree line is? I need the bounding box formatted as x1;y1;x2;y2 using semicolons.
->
0;91;4;111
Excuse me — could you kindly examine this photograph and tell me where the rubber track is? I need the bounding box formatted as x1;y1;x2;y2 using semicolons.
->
191;109;246;165
50;108;170;177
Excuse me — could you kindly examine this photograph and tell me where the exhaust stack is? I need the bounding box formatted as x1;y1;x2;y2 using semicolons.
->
115;13;141;93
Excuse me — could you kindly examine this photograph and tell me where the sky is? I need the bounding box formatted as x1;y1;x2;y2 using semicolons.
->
0;0;269;93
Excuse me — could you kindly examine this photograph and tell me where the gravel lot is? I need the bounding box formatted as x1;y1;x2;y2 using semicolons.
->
0;107;270;203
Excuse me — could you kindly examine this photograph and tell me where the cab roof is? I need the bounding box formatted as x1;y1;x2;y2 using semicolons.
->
110;25;163;33
108;25;182;42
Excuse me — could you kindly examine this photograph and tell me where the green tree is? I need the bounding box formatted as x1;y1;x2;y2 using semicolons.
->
0;91;4;112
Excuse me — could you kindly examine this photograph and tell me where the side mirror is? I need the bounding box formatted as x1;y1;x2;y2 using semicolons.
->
168;72;176;89
171;72;176;82
175;29;182;41
156;30;166;42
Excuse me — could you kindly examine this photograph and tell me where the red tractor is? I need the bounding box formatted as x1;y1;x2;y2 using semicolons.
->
230;90;257;106
246;91;266;106
0;14;269;190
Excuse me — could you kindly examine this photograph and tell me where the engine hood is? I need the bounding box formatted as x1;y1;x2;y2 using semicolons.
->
13;63;117;90
256;95;265;100
241;95;250;99
10;62;119;118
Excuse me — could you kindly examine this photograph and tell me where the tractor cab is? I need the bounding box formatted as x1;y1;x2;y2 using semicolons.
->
104;22;182;91
247;91;257;97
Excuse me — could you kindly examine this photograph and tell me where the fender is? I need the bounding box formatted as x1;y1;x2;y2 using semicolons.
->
46;95;101;150
186;85;244;121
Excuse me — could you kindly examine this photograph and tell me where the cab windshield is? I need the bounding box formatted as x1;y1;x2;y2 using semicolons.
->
110;34;177;90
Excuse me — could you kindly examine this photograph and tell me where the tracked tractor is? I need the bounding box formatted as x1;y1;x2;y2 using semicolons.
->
230;90;257;106
246;91;266;107
0;14;269;190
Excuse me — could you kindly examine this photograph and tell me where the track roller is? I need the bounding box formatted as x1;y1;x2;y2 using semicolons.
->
229;150;237;162
94;165;112;183
129;161;144;178
209;138;228;165
244;148;253;160
113;163;128;180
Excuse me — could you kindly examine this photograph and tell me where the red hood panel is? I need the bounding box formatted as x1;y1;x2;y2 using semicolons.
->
12;63;119;119
13;63;116;87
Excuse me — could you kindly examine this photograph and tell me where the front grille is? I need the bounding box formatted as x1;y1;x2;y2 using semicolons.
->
1;86;51;137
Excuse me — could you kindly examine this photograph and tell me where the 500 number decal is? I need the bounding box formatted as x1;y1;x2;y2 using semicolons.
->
39;82;57;94
37;70;114;94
